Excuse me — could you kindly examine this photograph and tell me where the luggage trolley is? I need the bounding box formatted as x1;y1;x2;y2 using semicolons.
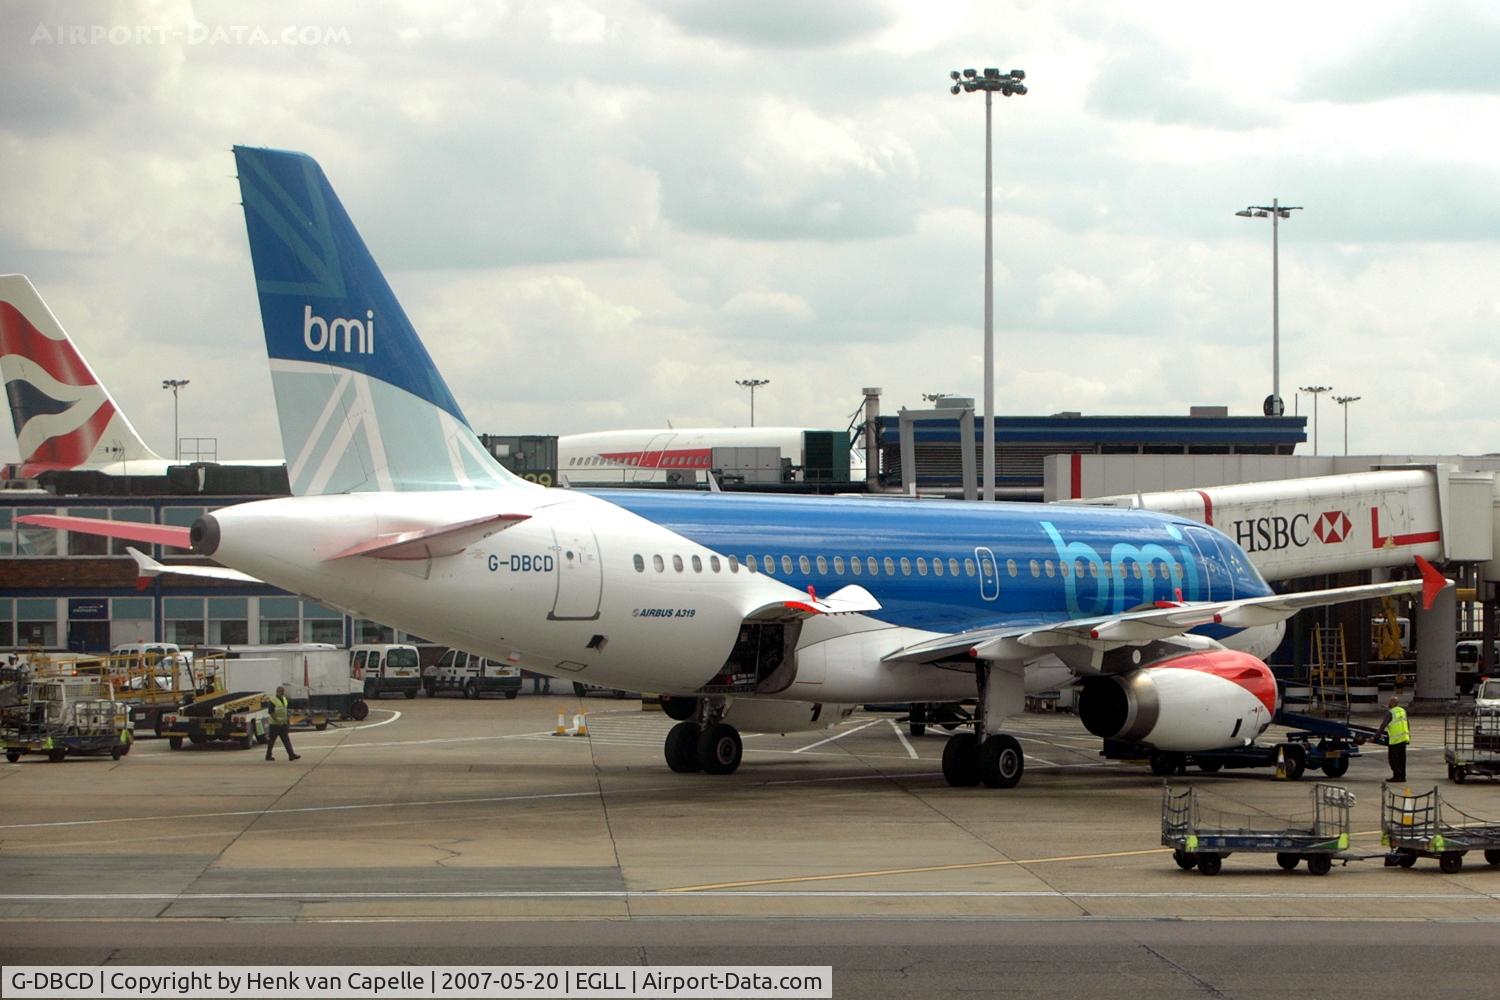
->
1381;785;1500;873
1162;783;1354;876
1445;709;1500;783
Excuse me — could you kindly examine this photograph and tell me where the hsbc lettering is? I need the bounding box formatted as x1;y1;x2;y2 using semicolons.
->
1233;513;1310;553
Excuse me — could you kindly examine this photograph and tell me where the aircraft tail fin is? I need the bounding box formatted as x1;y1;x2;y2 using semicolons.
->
231;145;528;495
0;274;164;475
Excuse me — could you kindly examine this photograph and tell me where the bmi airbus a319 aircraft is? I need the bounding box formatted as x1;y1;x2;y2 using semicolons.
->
23;146;1444;789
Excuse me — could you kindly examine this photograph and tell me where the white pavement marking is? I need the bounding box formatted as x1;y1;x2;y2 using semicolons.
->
792;719;882;753
889;719;919;760
2;889;1495;902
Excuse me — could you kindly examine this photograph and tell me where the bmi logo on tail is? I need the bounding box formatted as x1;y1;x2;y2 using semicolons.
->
303;305;375;354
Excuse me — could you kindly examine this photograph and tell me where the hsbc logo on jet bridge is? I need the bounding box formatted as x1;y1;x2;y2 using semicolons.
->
1232;510;1351;553
303;305;375;354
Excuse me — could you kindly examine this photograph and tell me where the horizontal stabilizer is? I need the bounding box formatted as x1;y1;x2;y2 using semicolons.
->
128;547;263;584
17;513;191;549
749;584;882;621
329;513;531;561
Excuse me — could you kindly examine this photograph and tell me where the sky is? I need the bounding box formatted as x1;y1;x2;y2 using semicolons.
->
3;0;1499;465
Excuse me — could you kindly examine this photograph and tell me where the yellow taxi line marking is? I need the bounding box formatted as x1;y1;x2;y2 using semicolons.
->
663;846;1171;892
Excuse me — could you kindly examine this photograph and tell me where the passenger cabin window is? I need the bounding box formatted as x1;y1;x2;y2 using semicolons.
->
727;555;740;573
850;557;862;576
633;554;645;572
899;557;911;576
763;555;776;574
816;556;828;574
1006;558;1018;578
653;554;665;572
866;557;879;576
964;558;976;576
691;555;703;572
799;556;811;574
932;557;943;576
710;556;721;572
781;556;794;575
948;558;960;576
672;555;684;572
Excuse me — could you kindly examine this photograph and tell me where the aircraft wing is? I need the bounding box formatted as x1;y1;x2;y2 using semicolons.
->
883;558;1446;669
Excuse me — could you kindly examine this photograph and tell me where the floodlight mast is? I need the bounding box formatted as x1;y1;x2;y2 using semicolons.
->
1236;198;1302;417
950;67;1027;502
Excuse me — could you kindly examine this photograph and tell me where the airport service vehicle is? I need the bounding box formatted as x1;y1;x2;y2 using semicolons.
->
1105;709;1376;780
426;649;521;699
2;677;132;762
1478;676;1500;714
1381;786;1500;873
1454;639;1497;696
160;691;271;750
350;644;421;699
26;145;1445;790
222;644;366;719
1163;783;1354;876
1445;708;1500;783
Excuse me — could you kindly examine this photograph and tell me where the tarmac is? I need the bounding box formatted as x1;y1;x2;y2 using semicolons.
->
3;691;1498;997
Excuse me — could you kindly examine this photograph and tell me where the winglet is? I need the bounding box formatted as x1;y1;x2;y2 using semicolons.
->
1416;555;1448;610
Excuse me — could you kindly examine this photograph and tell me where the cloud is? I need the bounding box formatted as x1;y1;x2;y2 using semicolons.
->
651;0;897;49
1301;6;1500;102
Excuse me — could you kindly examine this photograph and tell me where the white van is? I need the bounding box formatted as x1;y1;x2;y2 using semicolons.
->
1455;640;1499;696
350;643;421;699
425;649;522;699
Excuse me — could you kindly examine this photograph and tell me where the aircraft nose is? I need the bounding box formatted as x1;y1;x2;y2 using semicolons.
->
189;513;220;555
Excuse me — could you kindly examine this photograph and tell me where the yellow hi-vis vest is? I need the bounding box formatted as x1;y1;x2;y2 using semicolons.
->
269;695;290;726
1387;706;1410;745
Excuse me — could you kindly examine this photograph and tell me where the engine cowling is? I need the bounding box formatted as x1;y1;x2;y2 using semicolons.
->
1076;648;1277;751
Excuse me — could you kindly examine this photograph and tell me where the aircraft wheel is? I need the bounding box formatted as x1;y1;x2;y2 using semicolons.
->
1196;853;1223;876
664;722;701;773
1172;849;1197;871
1276;852;1300;871
941;732;980;787
697;723;742;775
1150;751;1184;777
1279;743;1307;781
978;734;1024;789
1306;854;1332;876
1321;754;1350;778
1439;852;1464;875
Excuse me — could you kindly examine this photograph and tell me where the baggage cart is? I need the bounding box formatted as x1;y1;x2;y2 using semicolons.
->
1381;786;1500;873
2;678;133;762
1162;782;1354;875
1445;709;1500;783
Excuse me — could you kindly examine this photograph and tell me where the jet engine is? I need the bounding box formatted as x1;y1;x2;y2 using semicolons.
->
1076;648;1277;751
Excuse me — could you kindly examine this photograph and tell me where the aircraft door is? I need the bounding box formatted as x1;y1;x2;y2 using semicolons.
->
974;546;1000;601
634;433;676;482
550;526;603;621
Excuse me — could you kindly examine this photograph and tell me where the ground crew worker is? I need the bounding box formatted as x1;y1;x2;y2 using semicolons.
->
265;686;300;762
1376;696;1409;783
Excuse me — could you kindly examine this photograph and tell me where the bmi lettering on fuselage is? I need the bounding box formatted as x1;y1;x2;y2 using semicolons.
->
303;305;375;354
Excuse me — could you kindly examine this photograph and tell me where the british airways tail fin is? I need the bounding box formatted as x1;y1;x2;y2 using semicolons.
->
232;145;527;495
0;274;164;475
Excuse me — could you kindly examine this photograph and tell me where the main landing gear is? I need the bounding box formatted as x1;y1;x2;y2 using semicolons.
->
662;699;743;775
942;662;1027;789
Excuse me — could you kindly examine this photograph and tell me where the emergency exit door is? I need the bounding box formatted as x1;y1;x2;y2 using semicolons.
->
550;527;603;621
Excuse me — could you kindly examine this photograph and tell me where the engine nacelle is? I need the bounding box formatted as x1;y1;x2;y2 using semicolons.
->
1076;649;1277;751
